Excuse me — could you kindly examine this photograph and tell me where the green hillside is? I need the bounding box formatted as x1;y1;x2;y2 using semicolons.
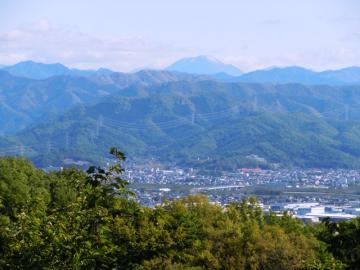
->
3;81;360;169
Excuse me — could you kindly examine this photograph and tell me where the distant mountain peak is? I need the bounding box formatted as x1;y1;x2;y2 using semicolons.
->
2;61;71;79
95;67;114;75
1;61;115;80
11;60;68;69
262;66;312;72
166;55;243;76
191;55;222;64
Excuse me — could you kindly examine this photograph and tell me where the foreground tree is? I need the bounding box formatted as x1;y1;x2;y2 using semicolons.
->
0;149;347;269
317;217;360;270
0;148;135;269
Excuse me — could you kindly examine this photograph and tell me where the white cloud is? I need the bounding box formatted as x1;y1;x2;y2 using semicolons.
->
0;20;359;72
0;20;197;71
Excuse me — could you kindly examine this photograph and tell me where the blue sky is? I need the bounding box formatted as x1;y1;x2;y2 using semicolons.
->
0;0;359;71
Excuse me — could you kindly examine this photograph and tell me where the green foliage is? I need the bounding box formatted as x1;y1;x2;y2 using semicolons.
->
316;217;360;269
0;157;50;219
0;151;355;269
6;81;360;169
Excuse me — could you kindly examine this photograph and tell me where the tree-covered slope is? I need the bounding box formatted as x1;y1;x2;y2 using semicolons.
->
4;81;360;169
1;154;355;269
0;70;206;134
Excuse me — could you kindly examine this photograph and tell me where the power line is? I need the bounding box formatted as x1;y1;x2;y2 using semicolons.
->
102;107;241;131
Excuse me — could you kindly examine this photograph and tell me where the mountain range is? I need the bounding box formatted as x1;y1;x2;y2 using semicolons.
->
3;58;360;85
0;69;206;134
2;59;360;169
214;66;360;85
1;60;114;80
3;78;360;169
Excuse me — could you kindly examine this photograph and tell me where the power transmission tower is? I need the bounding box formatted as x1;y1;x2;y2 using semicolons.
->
47;141;52;154
90;131;95;145
65;132;69;151
19;144;24;157
99;114;103;127
345;104;349;121
96;114;104;137
254;96;258;111
276;99;281;112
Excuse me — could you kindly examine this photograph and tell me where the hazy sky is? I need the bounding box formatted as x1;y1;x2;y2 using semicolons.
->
1;0;359;71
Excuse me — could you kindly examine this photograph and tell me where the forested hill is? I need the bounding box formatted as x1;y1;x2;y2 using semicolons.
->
0;152;358;268
0;69;207;134
3;80;360;169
